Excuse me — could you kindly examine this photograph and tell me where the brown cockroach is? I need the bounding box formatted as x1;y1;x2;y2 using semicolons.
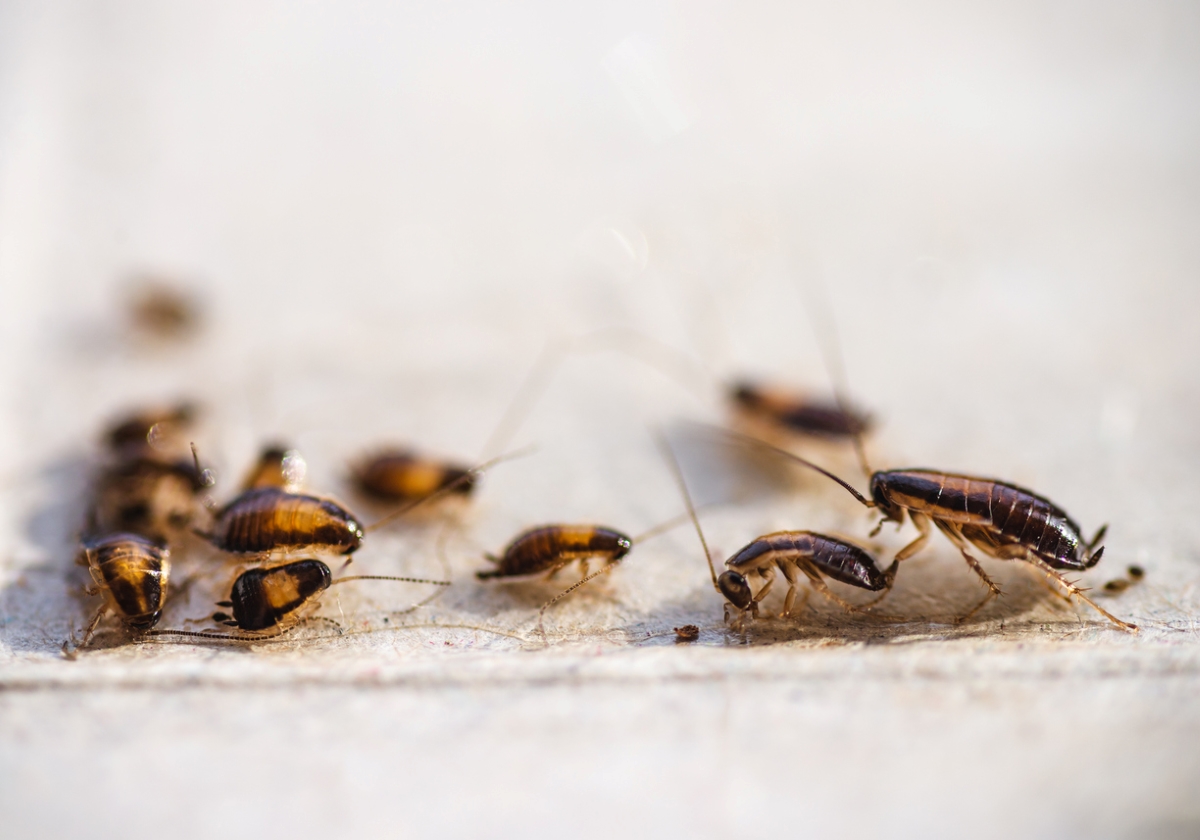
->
351;449;475;505
203;486;367;558
729;379;871;440
477;513;691;638
146;558;448;641
69;532;171;651
660;434;896;627
126;278;201;339
709;428;1135;631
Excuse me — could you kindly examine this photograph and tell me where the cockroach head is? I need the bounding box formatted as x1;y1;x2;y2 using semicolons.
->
717;570;753;611
868;473;905;523
126;610;163;631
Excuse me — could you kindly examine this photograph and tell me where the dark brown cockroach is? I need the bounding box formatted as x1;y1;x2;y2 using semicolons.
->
147;559;448;640
477;513;690;638
351;449;474;504
660;435;896;627
730;380;871;439
88;456;208;542
104;402;197;461
477;525;634;583
240;444;306;492
711;429;1135;631
69;532;171;650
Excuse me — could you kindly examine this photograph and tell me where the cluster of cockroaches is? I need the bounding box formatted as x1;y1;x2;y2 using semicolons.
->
68;299;1137;653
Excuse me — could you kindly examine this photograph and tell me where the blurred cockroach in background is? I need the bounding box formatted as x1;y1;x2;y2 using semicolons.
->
125;276;202;340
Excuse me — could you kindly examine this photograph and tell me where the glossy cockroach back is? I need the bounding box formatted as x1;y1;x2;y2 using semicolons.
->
658;433;896;627
69;532;171;651
205;486;365;557
707;427;1135;632
351;449;475;505
148;559;449;641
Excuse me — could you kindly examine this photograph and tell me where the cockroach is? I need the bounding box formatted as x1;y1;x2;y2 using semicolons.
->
126;279;201;338
729;380;871;439
204;486;366;557
69;532;171;650
477;513;691;638
88;456;209;542
708;428;1135;631
147;558;448;640
104;402;197;461
351;449;474;504
240;444;307;492
660;435;896;627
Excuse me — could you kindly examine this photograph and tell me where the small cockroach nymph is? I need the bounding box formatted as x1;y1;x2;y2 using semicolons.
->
660;435;896;628
203;486;366;558
239;444;307;492
708;428;1135;631
477;511;692;638
126;278;201;339
104;402;197;461
88;456;209;542
351;449;475;505
148;559;448;641
68;532;171;651
729;380;871;440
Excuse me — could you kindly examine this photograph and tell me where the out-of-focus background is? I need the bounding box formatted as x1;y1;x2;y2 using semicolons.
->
2;2;1199;838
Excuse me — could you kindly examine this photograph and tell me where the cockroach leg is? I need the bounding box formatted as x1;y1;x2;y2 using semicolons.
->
1029;557;1138;632
752;566;777;612
78;605;106;649
894;512;931;562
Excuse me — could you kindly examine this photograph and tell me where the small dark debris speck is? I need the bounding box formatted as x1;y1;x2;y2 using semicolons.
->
674;625;700;642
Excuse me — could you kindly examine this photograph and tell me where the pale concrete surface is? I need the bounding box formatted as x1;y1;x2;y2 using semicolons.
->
1;2;1199;838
